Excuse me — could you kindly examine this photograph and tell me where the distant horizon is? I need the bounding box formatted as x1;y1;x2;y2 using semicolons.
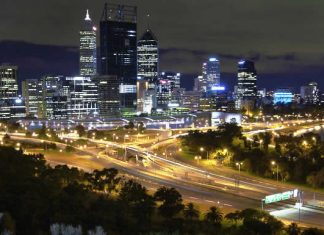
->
0;40;322;93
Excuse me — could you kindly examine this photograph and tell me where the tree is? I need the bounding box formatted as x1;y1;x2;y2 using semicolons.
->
119;180;155;231
154;187;184;219
92;168;120;193
183;203;199;221
204;206;223;226
259;132;272;151
301;227;324;235
287;223;301;235
2;134;10;144
137;122;145;132
38;124;47;139
75;125;86;137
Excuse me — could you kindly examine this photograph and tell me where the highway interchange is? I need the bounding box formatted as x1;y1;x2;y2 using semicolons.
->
1;118;324;228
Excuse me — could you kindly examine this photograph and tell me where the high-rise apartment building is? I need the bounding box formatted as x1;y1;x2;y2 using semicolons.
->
100;3;137;111
80;10;97;76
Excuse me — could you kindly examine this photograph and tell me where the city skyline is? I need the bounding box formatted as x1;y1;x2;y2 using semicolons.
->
0;0;324;90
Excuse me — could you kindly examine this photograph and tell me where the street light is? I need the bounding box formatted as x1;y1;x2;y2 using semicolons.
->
194;156;201;164
124;134;129;143
200;147;209;160
235;162;243;174
271;161;279;182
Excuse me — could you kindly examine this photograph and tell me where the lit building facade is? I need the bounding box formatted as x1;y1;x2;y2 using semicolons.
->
22;79;43;118
100;3;137;111
235;60;257;110
182;91;201;111
202;58;221;93
300;82;319;104
273;88;293;104
137;29;159;89
41;76;67;119
66;76;98;119
0;64;18;99
156;79;171;110
80;10;97;76
0;64;25;119
94;75;120;118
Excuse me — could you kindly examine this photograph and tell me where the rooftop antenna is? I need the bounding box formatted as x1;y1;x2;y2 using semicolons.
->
101;2;108;21
85;9;91;21
146;13;150;30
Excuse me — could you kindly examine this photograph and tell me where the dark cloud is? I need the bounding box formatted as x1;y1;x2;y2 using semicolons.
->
0;0;323;90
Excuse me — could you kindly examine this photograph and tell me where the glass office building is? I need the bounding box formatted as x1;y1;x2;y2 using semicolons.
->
80;10;97;76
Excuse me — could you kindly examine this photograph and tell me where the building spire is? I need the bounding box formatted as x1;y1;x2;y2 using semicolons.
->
146;13;150;29
85;9;91;21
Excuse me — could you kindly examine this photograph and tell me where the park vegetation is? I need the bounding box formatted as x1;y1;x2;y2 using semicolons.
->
180;123;324;189
1;146;323;234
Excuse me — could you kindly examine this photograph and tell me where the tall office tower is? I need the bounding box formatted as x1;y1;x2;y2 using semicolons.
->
66;76;98;119
194;75;204;92
80;10;97;76
22;79;43;118
0;64;25;119
41;76;66;119
160;72;180;91
202;58;220;92
235;60;257;110
100;3;137;111
94;75;120;118
300;82;319;104
0;64;18;99
137;29;159;88
156;79;171;110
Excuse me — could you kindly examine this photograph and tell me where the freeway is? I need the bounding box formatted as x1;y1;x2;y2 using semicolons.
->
2;127;324;228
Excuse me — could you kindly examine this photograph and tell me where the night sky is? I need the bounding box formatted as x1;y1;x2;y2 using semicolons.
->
1;0;324;91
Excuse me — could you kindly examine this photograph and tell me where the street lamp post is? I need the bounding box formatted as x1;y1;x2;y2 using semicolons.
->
271;161;279;182
194;156;201;165
236;162;243;175
235;162;243;188
200;147;209;160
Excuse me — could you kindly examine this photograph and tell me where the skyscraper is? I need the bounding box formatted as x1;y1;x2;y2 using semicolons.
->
0;64;18;99
66;76;98;119
300;82;319;105
94;75;120;118
235;60;257;110
41;75;67;119
202;58;221;92
80;10;97;76
0;64;25;119
137;29;159;88
100;3;137;111
22;79;43;118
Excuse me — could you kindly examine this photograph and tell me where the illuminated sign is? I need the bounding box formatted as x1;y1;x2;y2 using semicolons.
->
264;189;298;204
211;86;225;91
